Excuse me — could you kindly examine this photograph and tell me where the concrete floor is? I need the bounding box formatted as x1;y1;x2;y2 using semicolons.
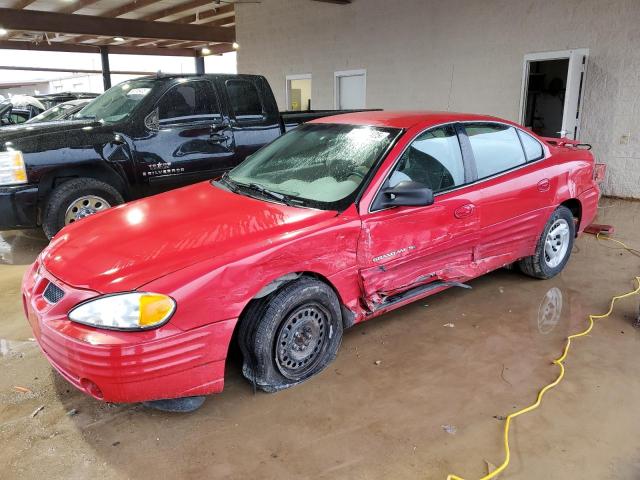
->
1;197;639;480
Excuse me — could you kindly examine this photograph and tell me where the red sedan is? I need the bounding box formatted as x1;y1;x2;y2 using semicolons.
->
22;111;602;408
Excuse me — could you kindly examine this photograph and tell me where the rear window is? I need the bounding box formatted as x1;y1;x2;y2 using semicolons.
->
226;80;264;120
518;129;544;161
465;124;526;179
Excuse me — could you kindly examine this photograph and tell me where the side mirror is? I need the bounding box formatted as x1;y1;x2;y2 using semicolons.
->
372;180;434;210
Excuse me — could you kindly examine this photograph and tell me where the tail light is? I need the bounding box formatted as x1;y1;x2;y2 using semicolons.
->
593;163;606;183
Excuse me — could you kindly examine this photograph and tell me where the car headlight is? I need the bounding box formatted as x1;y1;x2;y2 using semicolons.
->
68;292;176;330
0;150;27;185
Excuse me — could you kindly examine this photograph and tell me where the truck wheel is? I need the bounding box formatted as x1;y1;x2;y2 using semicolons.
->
519;206;575;279
42;178;124;239
239;277;343;393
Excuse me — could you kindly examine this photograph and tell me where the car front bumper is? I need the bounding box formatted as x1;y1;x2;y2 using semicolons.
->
22;260;236;403
0;184;38;229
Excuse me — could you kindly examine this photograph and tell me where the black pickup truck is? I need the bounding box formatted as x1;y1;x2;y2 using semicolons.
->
0;74;373;238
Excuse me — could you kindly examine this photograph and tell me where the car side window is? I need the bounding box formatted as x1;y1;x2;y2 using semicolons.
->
158;81;219;125
465;124;526;179
388;125;465;193
225;80;264;120
517;129;544;161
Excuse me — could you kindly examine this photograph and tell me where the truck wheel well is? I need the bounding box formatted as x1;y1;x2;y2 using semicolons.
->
38;167;128;223
560;198;582;234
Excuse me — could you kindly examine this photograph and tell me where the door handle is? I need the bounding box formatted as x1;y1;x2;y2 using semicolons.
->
454;203;475;219
209;133;227;143
537;178;551;192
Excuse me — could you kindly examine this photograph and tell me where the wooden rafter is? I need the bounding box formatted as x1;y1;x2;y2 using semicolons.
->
10;0;36;8
141;0;216;21
0;39;196;57
0;8;235;43
59;0;102;15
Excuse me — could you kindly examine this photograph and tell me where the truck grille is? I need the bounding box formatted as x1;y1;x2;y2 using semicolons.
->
43;282;64;304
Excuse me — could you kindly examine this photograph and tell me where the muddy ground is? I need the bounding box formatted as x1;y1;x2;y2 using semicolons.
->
1;197;639;479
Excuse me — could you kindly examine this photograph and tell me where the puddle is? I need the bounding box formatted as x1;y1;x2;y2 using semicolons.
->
0;231;48;266
0;338;36;358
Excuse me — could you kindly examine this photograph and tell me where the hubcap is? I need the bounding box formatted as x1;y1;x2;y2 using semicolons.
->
544;218;570;268
64;195;111;225
275;303;330;380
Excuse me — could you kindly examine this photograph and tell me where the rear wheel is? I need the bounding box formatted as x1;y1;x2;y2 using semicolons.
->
519;206;575;279
42;178;124;239
239;277;343;392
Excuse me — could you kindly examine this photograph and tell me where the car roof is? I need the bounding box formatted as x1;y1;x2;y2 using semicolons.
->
310;110;509;129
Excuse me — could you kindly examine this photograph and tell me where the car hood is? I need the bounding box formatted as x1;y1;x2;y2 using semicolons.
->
0;119;105;146
42;182;337;293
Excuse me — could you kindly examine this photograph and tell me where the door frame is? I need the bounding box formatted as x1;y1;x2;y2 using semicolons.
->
518;49;589;139
334;69;367;109
285;73;311;111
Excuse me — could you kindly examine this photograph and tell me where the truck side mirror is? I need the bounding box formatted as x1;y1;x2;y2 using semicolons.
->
371;180;434;210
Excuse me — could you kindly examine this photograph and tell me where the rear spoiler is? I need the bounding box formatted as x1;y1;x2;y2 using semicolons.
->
541;136;592;150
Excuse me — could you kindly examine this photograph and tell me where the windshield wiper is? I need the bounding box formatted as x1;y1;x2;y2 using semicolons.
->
218;171;238;192
242;182;292;206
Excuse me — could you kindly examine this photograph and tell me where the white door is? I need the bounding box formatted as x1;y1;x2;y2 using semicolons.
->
561;49;588;139
520;49;588;139
335;70;366;109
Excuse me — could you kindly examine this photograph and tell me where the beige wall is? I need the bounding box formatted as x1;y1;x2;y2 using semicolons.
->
236;0;640;198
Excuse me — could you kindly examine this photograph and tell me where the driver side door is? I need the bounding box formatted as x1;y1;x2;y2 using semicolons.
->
134;79;236;195
357;124;481;311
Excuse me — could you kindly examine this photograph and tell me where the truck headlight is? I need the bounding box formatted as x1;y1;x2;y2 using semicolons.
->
0;150;27;185
68;292;176;330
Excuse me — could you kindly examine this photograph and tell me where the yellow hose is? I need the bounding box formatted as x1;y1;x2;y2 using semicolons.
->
446;234;640;480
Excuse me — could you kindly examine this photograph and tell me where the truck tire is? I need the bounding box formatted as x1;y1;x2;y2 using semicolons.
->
239;277;343;393
519;206;575;279
42;178;124;239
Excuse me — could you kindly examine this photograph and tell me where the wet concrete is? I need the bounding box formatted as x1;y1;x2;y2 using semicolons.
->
1;197;639;479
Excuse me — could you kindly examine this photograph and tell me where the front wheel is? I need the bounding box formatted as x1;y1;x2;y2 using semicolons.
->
42;178;124;239
519;206;575;279
239;277;343;392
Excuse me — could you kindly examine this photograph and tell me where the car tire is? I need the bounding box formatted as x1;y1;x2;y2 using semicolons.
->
42;178;124;239
519;205;575;279
239;277;343;393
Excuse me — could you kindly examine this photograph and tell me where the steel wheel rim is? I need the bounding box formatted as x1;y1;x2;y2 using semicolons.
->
275;303;330;380
64;195;111;225
544;218;570;268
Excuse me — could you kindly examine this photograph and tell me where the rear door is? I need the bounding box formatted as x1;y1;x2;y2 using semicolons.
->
358;123;481;310
221;77;283;160
134;79;236;195
462;122;554;270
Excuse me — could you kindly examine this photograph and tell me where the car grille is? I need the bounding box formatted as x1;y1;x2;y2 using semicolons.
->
43;282;64;304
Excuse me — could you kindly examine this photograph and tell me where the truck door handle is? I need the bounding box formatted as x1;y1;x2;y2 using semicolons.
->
537;178;551;192
454;203;475;219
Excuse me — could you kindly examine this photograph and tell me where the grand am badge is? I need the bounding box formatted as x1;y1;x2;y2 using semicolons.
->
372;245;416;263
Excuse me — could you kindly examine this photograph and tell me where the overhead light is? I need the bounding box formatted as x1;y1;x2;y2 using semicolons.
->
114;37;125;42
201;47;211;55
0;28;7;37
232;42;239;50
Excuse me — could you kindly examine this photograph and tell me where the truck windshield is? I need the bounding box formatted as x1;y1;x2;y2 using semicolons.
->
228;123;400;210
74;79;155;124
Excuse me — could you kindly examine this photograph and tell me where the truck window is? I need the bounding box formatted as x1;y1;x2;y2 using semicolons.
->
158;81;220;125
225;80;264;121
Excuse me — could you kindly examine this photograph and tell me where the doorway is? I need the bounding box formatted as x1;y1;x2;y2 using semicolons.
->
286;74;312;111
520;49;588;139
335;69;366;109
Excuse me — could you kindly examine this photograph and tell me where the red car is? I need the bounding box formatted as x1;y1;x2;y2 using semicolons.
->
22;111;603;408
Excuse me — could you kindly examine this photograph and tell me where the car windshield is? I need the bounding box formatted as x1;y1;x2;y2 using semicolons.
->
74;79;154;124
27;102;79;123
227;123;400;210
